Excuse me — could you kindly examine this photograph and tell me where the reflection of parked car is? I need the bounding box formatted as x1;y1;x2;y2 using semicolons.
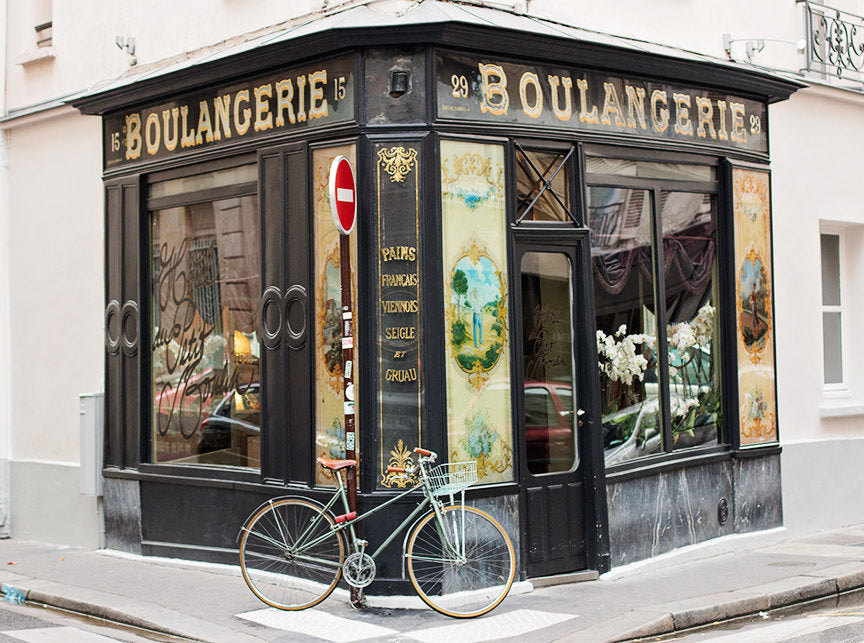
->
524;381;576;474
198;383;261;466
603;399;662;466
603;394;719;466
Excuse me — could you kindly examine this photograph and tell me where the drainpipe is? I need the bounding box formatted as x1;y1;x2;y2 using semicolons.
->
0;0;12;538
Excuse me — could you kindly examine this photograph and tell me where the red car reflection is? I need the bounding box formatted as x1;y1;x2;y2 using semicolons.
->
524;381;576;474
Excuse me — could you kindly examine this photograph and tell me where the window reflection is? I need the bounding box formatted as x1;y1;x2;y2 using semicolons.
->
520;252;578;474
590;184;721;466
151;178;261;468
516;147;573;223
589;188;662;465
585;157;715;182
661;191;720;452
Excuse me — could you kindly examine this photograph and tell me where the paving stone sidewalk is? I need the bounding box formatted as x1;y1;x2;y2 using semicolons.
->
1;524;863;642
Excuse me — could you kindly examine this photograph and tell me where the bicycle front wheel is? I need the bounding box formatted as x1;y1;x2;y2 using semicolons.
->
407;505;515;618
239;498;345;610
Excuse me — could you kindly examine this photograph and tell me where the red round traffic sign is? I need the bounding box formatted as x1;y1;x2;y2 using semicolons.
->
329;156;356;235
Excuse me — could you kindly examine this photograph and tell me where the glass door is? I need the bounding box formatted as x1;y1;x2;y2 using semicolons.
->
516;240;588;577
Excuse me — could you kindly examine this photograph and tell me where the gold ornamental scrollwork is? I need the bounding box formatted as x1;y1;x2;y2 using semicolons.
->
378;147;418;183
734;171;770;225
739;386;776;442
441;152;504;191
380;439;418;488
448;443;512;480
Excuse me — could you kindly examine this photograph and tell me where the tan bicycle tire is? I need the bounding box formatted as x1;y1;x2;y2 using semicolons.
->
406;505;515;618
239;498;345;610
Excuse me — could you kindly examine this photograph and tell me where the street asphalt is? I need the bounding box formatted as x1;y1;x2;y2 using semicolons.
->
1;524;864;642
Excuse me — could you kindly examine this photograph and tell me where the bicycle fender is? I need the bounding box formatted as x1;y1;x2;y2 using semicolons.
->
400;501;461;580
236;495;333;542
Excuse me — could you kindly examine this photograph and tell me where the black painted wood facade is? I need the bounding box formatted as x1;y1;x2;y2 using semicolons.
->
75;15;800;589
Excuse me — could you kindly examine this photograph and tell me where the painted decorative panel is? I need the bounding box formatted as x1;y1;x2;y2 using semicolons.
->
440;140;513;483
733;167;778;446
313;145;358;485
375;142;424;488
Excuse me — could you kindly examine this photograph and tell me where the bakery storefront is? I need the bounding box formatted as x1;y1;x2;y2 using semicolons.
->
73;6;798;586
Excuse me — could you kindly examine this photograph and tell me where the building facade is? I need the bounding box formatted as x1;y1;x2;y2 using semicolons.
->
1;0;862;586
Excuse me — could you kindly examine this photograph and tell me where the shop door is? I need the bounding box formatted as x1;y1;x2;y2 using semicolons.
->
515;238;589;577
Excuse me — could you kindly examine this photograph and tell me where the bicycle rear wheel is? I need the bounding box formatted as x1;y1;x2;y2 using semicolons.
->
406;505;515;618
239;498;345;610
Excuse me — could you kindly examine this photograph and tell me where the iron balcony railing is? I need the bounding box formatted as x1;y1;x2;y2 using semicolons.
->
800;0;864;82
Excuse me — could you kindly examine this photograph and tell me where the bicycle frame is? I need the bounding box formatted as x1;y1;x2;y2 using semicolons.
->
285;460;464;575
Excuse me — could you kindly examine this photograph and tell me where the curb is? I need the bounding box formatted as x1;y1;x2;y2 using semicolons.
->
0;582;265;643
24;587;194;640
563;563;864;642
1;583;197;640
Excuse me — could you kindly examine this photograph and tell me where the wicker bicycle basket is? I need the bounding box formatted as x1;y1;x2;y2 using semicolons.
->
428;461;478;497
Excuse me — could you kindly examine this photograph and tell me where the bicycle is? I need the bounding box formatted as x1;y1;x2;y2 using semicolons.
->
238;447;515;618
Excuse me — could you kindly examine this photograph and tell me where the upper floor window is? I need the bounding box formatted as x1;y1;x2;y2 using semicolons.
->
821;232;843;387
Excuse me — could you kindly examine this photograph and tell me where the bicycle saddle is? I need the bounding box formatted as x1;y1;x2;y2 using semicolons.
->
316;457;357;471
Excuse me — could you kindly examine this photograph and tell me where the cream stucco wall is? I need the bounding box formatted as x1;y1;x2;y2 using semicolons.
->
529;0;804;65
2;109;103;543
770;85;864;531
5;0;351;110
5;110;103;461
1;0;831;111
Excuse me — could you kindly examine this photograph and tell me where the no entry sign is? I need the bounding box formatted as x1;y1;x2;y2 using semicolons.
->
329;156;356;235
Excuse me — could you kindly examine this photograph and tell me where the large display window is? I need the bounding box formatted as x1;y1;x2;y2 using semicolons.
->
587;157;722;466
149;163;261;467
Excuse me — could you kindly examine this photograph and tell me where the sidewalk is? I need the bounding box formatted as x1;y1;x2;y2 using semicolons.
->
1;524;864;642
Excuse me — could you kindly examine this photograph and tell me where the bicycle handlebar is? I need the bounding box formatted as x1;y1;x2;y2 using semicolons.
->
413;447;436;460
384;448;437;481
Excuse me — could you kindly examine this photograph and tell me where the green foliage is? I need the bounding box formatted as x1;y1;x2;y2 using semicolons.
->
451;270;468;297
480;342;501;369
451;319;469;349
456;353;479;371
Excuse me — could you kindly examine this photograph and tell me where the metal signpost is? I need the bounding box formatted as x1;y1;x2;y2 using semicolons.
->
329;155;358;515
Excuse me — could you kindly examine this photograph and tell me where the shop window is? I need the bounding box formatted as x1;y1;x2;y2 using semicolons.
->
150;164;260;467
585;157;715;182
821;232;843;386
589;167;721;466
520;252;579;474
515;143;576;224
312;144;358;486
591;188;662;463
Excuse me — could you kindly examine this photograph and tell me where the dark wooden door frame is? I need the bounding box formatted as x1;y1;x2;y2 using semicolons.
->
510;227;610;576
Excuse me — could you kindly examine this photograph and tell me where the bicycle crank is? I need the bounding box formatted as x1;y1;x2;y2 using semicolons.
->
343;552;376;588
